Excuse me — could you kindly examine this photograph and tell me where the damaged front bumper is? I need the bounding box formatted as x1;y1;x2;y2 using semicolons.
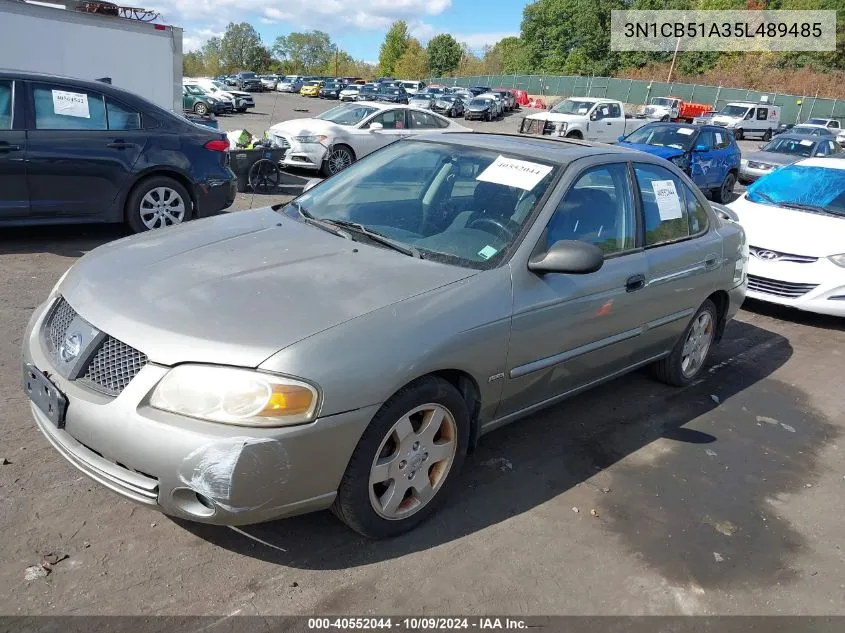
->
22;300;377;526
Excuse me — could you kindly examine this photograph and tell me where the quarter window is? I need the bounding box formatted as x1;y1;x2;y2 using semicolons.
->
682;183;709;235
634;163;691;246
608;103;621;118
0;80;11;129
33;85;106;130
545;163;636;255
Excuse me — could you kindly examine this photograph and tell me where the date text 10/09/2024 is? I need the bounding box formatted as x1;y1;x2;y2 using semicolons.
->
307;617;528;630
623;21;823;39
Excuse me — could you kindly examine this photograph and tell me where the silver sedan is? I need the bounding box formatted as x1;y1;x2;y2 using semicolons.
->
23;134;747;538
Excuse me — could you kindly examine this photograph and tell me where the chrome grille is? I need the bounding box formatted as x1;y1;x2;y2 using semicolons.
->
747;161;774;170
749;246;817;263
747;274;818;298
81;337;148;396
43;297;147;396
46;297;76;352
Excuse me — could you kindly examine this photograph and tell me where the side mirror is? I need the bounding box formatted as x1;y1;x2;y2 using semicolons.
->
590;111;599;121
711;203;738;222
528;240;604;274
617;135;625;142
369;122;383;132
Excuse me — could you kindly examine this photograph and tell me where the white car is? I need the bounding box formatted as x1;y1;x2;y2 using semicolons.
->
185;78;254;112
838;129;845;148
268;102;470;176
728;157;845;317
339;85;361;102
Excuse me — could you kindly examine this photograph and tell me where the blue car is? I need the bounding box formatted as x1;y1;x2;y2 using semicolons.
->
619;123;741;203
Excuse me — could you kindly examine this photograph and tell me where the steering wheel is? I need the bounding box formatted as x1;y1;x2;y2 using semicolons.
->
467;217;515;241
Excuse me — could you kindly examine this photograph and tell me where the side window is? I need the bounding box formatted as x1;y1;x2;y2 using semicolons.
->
744;109;754;120
545;163;636;255
106;99;141;130
682;183;709;235
0;80;11;129
608;103;621;118
366;109;405;129
696;130;715;150
756;108;768;121
33;85;106;130
831;141;841;154
713;130;730;149
814;142;829;157
634;163;690;247
409;110;444;129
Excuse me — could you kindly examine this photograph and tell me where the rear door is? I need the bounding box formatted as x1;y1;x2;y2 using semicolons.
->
26;81;148;219
0;78;29;219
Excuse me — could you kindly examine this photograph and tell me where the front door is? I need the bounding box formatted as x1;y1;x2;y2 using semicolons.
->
501;160;650;418
0;79;28;219
589;103;623;143
26;82;147;219
689;128;718;189
353;109;410;158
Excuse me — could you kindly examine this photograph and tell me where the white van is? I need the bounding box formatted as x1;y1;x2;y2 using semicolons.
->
400;80;426;95
710;101;780;141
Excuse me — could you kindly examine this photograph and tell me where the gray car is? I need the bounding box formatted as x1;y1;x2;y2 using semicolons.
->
739;134;841;183
22;134;747;539
408;93;435;109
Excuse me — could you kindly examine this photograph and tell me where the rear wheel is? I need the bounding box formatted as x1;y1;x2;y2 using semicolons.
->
762;128;772;141
332;377;469;538
733;128;744;141
652;299;718;387
126;176;192;233
713;172;736;204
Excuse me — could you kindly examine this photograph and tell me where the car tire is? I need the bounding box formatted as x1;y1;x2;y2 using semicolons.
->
733;128;744;141
332;376;470;538
125;175;193;233
713;172;736;204
321;144;355;177
652;299;719;387
661;115;670;122
237;107;246;113
193;102;208;116
762;128;772;141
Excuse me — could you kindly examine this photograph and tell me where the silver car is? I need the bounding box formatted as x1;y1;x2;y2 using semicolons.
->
23;135;747;539
739;134;841;183
408;93;435;109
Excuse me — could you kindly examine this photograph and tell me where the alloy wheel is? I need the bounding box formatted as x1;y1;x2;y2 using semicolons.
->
681;311;714;378
327;147;353;174
368;403;458;520
139;187;186;230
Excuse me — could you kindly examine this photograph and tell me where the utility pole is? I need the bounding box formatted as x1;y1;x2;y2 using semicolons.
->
666;34;681;83
334;46;338;77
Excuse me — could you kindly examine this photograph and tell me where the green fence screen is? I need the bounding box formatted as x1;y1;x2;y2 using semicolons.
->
430;74;845;125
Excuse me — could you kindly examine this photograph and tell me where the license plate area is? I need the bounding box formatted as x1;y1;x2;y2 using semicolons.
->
23;363;68;428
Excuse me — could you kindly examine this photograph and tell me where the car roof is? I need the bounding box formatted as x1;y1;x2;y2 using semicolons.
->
773;133;824;142
410;132;644;165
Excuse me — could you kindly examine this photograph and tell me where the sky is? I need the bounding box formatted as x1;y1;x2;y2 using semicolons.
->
147;0;532;62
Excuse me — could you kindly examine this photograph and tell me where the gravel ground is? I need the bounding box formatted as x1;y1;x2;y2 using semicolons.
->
1;91;842;619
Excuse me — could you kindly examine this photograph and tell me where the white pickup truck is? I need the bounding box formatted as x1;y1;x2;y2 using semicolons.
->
519;97;648;142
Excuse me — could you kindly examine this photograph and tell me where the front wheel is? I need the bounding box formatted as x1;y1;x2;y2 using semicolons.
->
332;377;469;538
733;128;744;141
126;176;192;233
652;299;718;387
713;172;736;204
236;107;247;113
193;102;208;116
321;145;354;177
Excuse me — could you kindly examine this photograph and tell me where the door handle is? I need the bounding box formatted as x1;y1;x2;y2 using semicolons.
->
704;254;720;270
0;144;21;153
626;274;646;292
107;141;136;149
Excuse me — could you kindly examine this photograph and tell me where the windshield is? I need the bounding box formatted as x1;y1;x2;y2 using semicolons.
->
315;104;378;125
746;162;845;217
719;105;751;117
286;140;558;269
285;76;299;81
240;72;256;79
412;94;434;100
624;124;697;150
324;82;340;89
760;137;817;156
211;82;226;90
793;126;830;136
806;119;829;125
305;81;320;86
550;99;596;115
470;99;491;107
651;98;676;107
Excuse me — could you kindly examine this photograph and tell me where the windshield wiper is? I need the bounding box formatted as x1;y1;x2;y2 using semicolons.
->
748;191;778;205
323;219;423;258
289;200;352;240
777;201;839;216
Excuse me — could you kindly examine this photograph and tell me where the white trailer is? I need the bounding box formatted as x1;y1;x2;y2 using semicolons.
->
0;0;182;112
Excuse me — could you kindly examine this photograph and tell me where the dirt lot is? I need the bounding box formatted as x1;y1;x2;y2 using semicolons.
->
1;91;842;617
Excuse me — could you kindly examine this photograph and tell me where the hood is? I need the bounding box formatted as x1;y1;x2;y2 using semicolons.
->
711;115;740;124
618;142;685;160
468;103;490;111
269;118;344;137
744;151;801;166
227;89;251;97
60;209;475;368
728;195;845;257
524;111;581;122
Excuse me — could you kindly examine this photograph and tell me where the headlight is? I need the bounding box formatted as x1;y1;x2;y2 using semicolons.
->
740;158;748;166
293;135;328;144
149;365;319;427
555;121;568;136
829;254;845;268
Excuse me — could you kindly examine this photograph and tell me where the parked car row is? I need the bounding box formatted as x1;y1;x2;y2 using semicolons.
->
183;78;255;114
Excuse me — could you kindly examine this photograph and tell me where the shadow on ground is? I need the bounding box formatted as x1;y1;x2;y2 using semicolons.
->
180;318;836;589
0;224;128;257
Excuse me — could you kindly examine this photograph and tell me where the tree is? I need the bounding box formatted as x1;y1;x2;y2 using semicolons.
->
201;37;223;76
378;20;410;76
183;51;206;77
486;36;525;74
220;22;266;71
273;31;334;74
427;34;462;77
393;38;428;79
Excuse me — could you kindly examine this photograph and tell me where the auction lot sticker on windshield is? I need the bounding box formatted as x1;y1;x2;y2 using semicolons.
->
677;128;695;135
52;90;90;118
476;155;553;191
800;139;814;146
652;179;683;220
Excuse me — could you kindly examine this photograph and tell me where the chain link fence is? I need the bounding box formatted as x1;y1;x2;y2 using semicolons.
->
430;74;845;125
